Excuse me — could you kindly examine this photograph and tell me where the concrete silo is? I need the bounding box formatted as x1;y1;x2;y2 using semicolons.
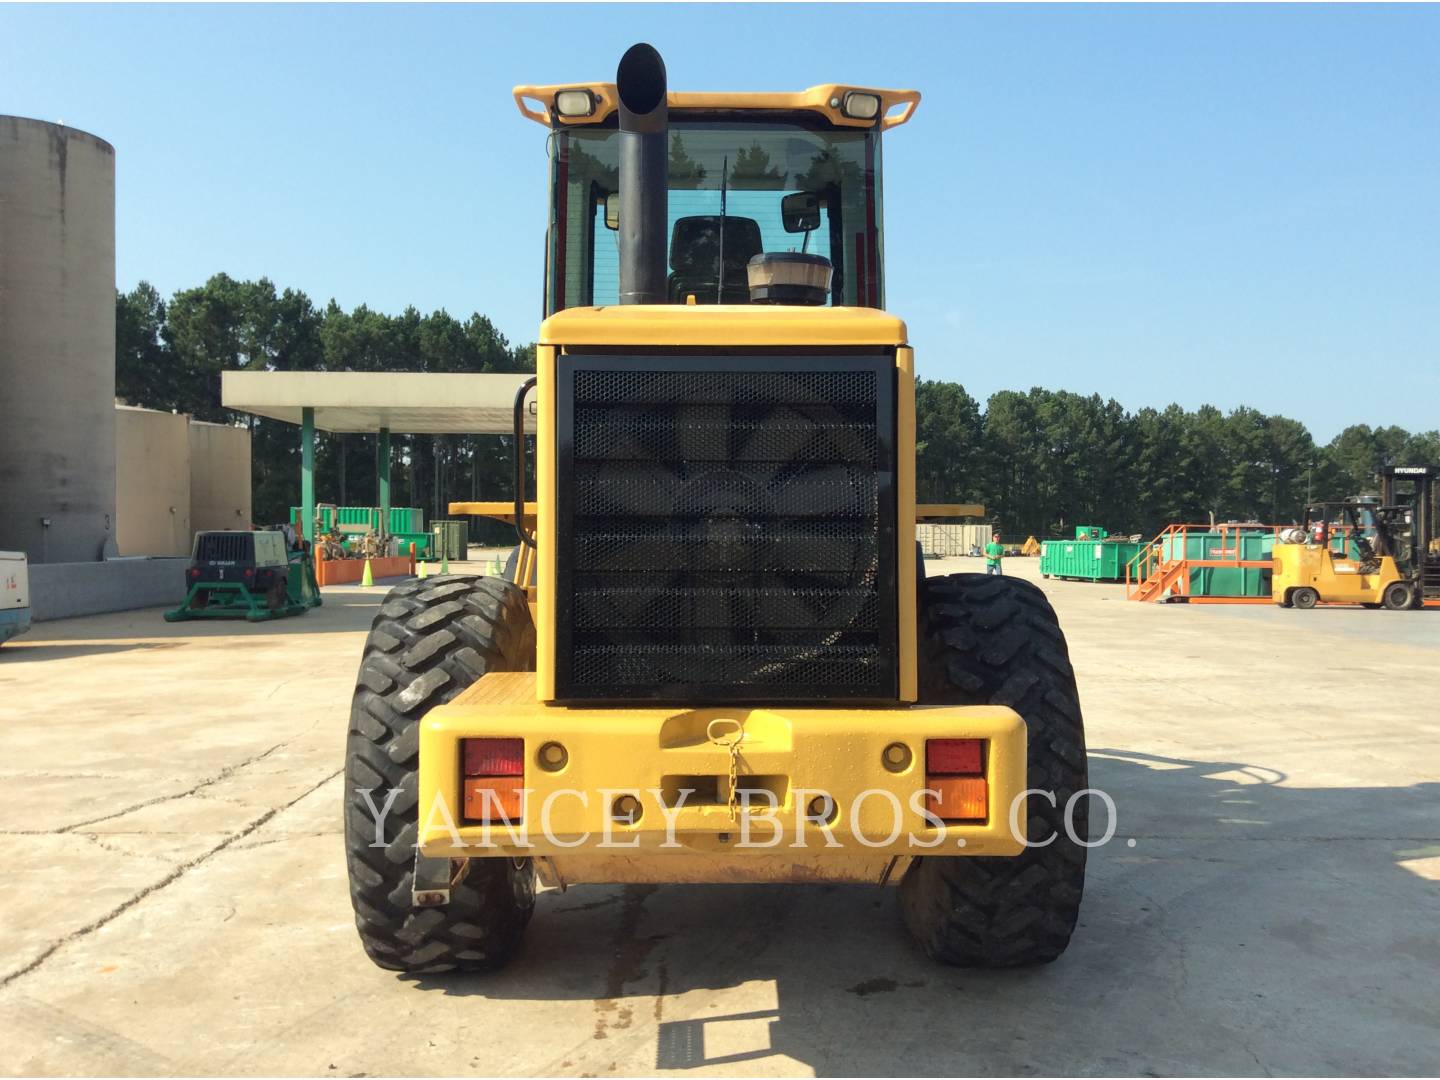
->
0;116;117;563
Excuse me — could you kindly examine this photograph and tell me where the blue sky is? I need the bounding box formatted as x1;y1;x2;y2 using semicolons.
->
4;3;1437;441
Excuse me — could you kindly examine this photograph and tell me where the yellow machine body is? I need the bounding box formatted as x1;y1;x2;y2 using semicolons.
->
433;308;1026;884
1272;542;1402;605
416;673;1028;884
424;79;1029;888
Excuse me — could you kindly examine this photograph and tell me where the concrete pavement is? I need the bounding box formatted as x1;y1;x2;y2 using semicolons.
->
2;559;1437;1075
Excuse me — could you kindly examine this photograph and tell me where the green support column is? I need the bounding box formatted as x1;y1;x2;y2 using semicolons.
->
378;427;391;531
301;407;316;544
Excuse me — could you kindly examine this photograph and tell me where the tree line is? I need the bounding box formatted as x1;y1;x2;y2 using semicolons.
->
116;274;535;543
116;273;1439;543
916;381;1440;539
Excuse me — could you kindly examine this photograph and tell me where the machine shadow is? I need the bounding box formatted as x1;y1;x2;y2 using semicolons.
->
407;749;1440;1076
10;593;387;649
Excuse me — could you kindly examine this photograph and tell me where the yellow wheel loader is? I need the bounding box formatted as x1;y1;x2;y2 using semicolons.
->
343;45;1088;974
1273;465;1439;610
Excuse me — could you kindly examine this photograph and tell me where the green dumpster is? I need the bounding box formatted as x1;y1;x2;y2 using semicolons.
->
1159;529;1274;597
394;531;431;557
1040;529;1146;582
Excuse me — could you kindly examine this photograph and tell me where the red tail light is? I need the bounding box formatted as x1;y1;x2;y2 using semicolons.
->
926;738;983;776
463;738;524;777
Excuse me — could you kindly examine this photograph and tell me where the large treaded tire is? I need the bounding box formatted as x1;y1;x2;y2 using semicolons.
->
344;575;537;974
899;573;1088;967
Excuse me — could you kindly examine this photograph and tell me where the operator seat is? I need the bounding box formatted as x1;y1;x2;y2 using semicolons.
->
668;215;762;304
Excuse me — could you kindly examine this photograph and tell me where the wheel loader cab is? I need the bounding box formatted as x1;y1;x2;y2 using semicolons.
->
533;72;901;313
343;44;1091;977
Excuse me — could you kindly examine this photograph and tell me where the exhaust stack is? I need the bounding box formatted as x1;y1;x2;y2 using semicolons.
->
616;43;668;305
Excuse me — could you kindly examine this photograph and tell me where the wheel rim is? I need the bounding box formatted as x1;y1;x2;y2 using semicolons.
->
1384;584;1412;610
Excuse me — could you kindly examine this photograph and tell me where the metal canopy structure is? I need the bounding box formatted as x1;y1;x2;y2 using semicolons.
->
221;371;535;544
220;371;535;435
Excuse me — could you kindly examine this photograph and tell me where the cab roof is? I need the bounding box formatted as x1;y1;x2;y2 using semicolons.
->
513;84;920;131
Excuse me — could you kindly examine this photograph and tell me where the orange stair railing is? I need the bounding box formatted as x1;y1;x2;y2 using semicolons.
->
1125;523;1291;604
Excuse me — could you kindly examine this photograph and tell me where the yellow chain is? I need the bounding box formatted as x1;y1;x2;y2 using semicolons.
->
706;718;745;823
726;740;741;822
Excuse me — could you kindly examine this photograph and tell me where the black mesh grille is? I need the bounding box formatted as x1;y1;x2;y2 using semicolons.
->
556;355;898;701
194;532;252;564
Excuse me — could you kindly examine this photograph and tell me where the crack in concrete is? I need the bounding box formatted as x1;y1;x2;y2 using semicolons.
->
230;829;338;851
0;768;343;989
52;741;290;833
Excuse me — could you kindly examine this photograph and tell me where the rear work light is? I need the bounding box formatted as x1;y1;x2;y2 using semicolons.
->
841;91;882;121
924;738;987;823
462;738;525;824
554;88;596;117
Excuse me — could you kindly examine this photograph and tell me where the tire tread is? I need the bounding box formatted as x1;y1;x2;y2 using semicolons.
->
900;573;1088;967
343;574;537;973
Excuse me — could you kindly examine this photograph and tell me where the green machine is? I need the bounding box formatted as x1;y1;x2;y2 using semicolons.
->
165;529;322;622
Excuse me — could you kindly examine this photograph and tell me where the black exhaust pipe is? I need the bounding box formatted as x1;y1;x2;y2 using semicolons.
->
616;43;668;305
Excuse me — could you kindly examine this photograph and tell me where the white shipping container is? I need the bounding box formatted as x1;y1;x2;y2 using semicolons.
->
918;523;991;557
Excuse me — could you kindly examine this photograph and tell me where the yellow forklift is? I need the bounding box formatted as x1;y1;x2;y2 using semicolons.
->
343;45;1088;974
1274;465;1439;610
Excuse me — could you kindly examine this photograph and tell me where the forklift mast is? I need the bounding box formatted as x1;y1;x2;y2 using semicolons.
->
1376;465;1440;594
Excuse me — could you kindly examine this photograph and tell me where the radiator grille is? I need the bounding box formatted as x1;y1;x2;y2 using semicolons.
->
193;532;252;564
556;355;897;701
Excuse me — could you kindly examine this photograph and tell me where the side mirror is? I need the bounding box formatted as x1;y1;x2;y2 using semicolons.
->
604;192;620;230
781;191;821;234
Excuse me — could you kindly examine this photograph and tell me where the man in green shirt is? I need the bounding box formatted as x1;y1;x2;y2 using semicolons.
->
984;532;1005;575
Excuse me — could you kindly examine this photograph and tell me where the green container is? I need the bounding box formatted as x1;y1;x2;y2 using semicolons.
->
1159;530;1274;597
394;531;431;556
388;507;424;534
293;505;337;530
430;520;468;561
1040;538;1146;581
290;506;424;535
336;506;375;529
